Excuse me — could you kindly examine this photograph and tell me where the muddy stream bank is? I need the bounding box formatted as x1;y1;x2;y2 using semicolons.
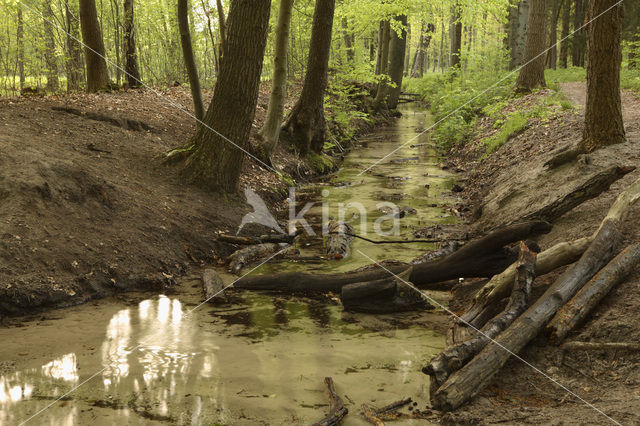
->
1;104;462;425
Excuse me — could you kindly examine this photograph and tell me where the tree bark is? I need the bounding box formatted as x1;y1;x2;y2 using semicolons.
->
42;0;59;92
65;0;84;91
559;0;570;67
403;23;411;76
547;243;640;342
571;0;586;67
432;219;621;411
258;0;294;158
462;237;591;329
79;0;111;92
181;0;271;192
581;0;625;152
385;15;408;109
411;23;434;78
178;0;205;120
516;0;547;92
375;21;384;74
280;0;335;156
342;17;355;62
373;20;391;106
450;4;462;69
545;0;561;69
123;0;142;88
216;0;226;60
424;242;537;395
515;0;531;68
507;2;520;70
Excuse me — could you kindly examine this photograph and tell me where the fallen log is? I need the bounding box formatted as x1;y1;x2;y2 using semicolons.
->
234;221;551;292
461;237;592;328
326;220;355;260
218;230;301;245
431;219;621;411
424;242;537;394
227;243;290;274
312;377;348;426
202;269;228;304
543;145;585;169
561;341;640;352
520;165;635;224
547;243;640;342
341;267;429;313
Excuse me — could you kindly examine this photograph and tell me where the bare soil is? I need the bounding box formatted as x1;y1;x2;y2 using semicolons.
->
0;83;380;318
442;83;640;425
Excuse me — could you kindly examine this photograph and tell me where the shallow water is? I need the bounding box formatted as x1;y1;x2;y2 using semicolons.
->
0;104;456;425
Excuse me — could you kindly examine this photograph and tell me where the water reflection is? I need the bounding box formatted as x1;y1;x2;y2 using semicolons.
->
0;105;447;424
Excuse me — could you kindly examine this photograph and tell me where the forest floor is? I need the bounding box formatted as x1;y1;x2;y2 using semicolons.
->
440;83;640;425
0;83;380;319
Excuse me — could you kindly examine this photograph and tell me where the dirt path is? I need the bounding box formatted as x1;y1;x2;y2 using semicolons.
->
560;81;640;140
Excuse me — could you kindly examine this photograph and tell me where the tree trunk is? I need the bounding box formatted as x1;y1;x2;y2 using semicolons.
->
450;4;462;69
545;0;560;69
216;0;227;60
178;0;205;120
79;0;111;92
572;0;586;66
507;2;520;70
342;17;355;62
258;0;294;158
384;15;408;109
411;23;434;78
375;21;384;74
403;23;411;76
181;0;271;192
65;0;84;91
515;0;547;92
559;0;570;67
42;0;59;92
123;0;142;88
581;0;625;152
515;0;531;67
280;0;335;156
17;6;25;92
110;0;122;85
432;219;621;411
548;243;640;342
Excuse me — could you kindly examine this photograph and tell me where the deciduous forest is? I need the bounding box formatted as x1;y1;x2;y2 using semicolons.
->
1;0;640;424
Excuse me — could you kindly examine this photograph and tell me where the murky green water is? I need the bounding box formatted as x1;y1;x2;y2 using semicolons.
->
0;104;454;425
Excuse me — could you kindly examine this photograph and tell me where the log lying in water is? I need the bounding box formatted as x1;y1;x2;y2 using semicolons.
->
227;243;290;274
218;230;301;245
234;221;551;292
325;220;355;259
520;165;635;224
424;242;537;394
547;243;640;342
431;219;621;411
341;267;430;314
312;377;348;426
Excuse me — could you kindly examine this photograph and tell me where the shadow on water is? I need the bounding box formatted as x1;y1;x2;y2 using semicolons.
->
0;104;453;425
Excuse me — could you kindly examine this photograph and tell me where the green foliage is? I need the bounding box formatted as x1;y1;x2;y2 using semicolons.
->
406;65;515;150
483;111;527;154
621;69;640;94
324;72;373;148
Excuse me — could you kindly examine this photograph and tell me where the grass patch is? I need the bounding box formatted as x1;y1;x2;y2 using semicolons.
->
483;112;528;154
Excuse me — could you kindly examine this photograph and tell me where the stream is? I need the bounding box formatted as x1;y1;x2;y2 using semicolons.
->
0;104;460;425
